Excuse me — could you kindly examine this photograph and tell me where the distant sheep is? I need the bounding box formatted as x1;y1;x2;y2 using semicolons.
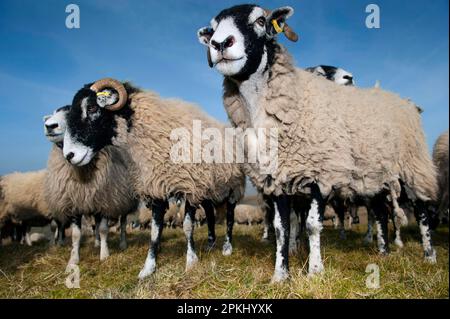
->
305;65;354;86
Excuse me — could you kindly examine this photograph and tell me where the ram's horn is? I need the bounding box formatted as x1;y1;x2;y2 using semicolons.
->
90;78;128;111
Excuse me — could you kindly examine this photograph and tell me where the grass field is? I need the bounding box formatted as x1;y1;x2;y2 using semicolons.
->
0;223;448;299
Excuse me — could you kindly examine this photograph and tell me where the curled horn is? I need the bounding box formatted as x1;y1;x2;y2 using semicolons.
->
90;78;128;111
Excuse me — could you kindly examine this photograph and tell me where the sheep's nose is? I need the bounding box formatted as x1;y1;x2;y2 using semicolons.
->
65;152;75;162
211;36;235;52
46;123;58;130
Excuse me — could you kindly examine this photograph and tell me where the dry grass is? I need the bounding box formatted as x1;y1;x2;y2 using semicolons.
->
0;224;448;299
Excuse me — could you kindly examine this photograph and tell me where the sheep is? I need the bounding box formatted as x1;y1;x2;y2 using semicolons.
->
0;170;52;246
43;106;139;268
433;130;449;223
197;4;438;282
234;204;264;225
305;65;355;86
61;78;245;279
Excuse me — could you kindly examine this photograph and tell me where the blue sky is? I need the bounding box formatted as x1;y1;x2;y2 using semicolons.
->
0;0;448;175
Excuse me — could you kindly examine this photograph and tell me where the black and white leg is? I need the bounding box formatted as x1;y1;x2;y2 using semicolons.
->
306;185;325;275
222;199;236;256
119;214;128;251
262;195;275;242
94;213;102;248
23;222;32;246
391;212;404;248
99;216;110;261
184;200;199;271
67;214;82;269
271;195;290;283
372;194;389;255
414;200;437;263
364;207;374;244
333;200;347;240
202;199;216;251
289;207;299;255
138;199;167;279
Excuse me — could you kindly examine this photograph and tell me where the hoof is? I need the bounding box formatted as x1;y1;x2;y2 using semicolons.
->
138;261;156;280
222;242;233;256
339;232;347;240
308;263;324;276
363;236;373;245
271;269;289;283
186;253;199;272
394;239;404;249
94;240;100;248
100;250;110;261
205;240;216;252
425;249;437;264
119;241;128;251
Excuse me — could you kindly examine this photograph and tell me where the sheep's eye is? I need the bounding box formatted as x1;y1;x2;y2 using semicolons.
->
255;17;266;27
88;104;98;113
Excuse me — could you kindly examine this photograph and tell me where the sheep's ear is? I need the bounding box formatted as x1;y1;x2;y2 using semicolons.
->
96;89;119;109
266;6;298;42
198;27;215;68
197;27;214;46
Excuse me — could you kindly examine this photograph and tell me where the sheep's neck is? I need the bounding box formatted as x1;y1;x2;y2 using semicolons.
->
236;51;269;129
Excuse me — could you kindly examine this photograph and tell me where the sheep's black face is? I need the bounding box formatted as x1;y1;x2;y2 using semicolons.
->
198;4;294;81
306;65;355;86
63;83;136;166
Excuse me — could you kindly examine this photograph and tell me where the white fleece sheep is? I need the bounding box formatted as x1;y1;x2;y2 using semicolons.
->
43;106;138;268
198;4;438;281
61;79;245;279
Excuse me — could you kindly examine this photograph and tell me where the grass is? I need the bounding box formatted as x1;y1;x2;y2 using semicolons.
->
0;223;448;299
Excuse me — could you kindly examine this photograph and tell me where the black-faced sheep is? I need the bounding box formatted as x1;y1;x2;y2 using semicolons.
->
198;4;438;282
43;106;139;269
61;79;245;279
305;65;354;86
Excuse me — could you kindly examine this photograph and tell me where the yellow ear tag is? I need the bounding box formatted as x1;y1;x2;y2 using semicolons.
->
96;91;111;97
272;19;283;34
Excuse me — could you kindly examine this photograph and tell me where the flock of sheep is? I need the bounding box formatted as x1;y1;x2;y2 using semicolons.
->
0;4;448;285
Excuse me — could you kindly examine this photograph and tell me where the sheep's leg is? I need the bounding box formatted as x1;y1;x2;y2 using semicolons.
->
271;195;290;283
372;195;389;255
50;220;57;246
262;195;275;242
364;207;374;244
184;201;199;271
202;199;216;251
414;200;436;263
138;199;167;279
350;205;360;225
334;200;347;240
306;185;325;275
24;224;32;247
94;213;101;248
98;216;110;261
289;208;299;255
391;212;404;249
57;220;67;246
222;200;236;256
67;215;82;269
119;214;128;251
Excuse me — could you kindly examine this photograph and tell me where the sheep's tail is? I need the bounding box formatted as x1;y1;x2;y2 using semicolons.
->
390;183;408;227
